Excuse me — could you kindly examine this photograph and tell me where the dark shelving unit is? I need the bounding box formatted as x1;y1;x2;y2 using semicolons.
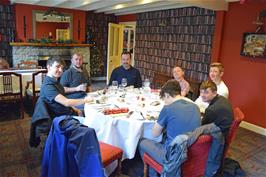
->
0;4;15;66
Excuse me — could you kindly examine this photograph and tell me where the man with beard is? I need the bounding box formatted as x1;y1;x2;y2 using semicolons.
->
60;53;92;99
109;51;142;88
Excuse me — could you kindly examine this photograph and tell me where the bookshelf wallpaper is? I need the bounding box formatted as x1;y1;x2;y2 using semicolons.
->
0;3;15;66
135;7;216;82
86;12;117;76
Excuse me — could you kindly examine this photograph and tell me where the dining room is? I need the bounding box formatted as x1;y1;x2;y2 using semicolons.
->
0;0;266;176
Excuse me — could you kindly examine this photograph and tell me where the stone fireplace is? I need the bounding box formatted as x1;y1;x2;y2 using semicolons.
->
10;43;92;72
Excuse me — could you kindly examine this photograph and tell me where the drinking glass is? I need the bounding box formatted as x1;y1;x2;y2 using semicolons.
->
143;78;150;88
81;83;87;92
112;80;118;90
121;78;127;88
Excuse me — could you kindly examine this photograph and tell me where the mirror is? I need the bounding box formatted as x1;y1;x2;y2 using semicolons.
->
32;10;73;40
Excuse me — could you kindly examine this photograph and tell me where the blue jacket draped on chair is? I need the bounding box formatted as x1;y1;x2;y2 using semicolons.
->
42;115;104;177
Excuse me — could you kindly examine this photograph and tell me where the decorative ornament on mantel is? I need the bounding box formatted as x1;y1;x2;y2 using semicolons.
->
26;38;77;44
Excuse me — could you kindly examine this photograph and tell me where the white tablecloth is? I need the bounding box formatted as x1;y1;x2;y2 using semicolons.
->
84;90;163;159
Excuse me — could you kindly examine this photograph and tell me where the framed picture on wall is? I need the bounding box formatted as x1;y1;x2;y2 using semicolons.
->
240;32;266;58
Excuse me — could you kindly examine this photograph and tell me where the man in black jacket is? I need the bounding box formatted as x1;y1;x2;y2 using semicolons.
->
200;80;233;137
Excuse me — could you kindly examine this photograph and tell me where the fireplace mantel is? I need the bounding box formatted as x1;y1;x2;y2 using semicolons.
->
10;42;94;47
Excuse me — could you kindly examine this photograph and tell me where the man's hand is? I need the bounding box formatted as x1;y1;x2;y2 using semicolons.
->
76;84;87;92
84;95;94;103
72;107;83;116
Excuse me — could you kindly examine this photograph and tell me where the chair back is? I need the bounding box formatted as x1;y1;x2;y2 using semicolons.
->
187;80;201;101
143;135;212;177
32;70;47;95
0;72;22;95
26;70;47;105
224;107;245;157
182;135;212;177
0;72;24;118
152;72;172;89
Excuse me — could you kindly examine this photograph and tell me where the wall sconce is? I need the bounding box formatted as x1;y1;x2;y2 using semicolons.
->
23;16;26;38
159;19;167;26
78;19;81;40
253;10;266;33
159;18;170;27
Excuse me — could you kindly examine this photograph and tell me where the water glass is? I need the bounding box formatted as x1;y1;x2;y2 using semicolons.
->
82;83;87;91
121;78;127;88
143;78;150;88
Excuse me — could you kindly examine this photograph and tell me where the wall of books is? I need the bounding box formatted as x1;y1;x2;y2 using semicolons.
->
86;12;117;76
0;3;15;66
135;7;216;82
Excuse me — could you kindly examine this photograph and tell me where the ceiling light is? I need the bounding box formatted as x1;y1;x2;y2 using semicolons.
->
114;4;124;10
82;0;91;5
141;0;153;4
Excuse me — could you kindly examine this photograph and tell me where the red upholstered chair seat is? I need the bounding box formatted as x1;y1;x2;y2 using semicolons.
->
99;142;123;174
143;135;212;177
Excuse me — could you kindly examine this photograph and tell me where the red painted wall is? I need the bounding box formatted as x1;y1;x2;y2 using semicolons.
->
14;3;86;43
212;2;266;128
36;22;69;39
0;0;10;5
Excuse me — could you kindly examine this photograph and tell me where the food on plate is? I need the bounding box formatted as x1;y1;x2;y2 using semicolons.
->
117;97;125;102
103;108;129;115
146;115;157;121
150;101;160;106
95;95;107;104
137;102;145;107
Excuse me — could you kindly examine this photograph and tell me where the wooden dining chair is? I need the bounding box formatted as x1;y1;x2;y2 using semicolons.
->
25;70;47;106
143;135;212;177
0;72;24;119
152;72;172;89
187;80;201;101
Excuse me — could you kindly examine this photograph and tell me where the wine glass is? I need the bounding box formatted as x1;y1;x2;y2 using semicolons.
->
112;80;118;91
121;78;127;88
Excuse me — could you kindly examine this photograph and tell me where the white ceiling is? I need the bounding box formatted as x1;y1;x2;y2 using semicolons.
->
10;0;240;16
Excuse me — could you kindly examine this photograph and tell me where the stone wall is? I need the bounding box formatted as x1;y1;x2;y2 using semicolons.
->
12;46;90;72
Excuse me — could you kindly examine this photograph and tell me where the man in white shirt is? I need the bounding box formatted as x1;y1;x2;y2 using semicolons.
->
195;62;229;113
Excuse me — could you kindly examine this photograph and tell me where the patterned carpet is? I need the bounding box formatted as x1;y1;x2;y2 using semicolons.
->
0;113;42;177
228;127;266;177
0;104;265;177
